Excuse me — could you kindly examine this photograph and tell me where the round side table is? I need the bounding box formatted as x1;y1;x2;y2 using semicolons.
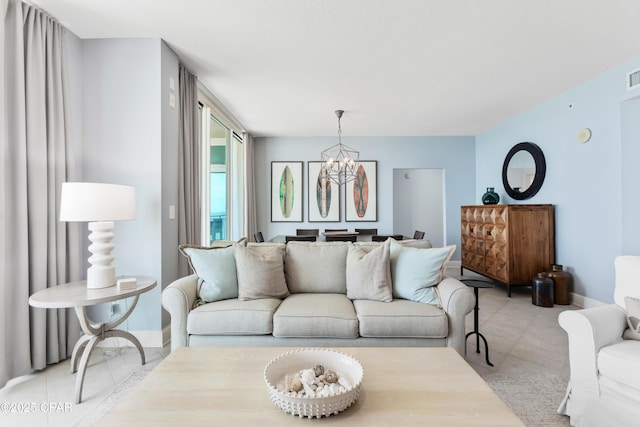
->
461;279;494;367
29;276;156;403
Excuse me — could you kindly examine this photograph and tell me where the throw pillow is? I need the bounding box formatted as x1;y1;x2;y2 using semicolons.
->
390;241;456;306
234;244;289;301
346;239;392;302
624;296;640;340
178;244;238;303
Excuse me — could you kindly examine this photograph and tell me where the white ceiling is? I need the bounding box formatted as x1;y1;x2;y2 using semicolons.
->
32;0;640;137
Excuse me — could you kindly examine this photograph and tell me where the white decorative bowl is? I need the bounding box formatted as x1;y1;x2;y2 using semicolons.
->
264;348;364;418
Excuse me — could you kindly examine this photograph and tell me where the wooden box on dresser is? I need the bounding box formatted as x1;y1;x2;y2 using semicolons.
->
460;204;555;296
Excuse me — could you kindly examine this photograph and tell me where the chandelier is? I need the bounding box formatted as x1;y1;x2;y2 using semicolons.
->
320;110;360;185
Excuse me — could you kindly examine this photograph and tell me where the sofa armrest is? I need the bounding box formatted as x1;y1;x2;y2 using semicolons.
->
161;274;198;351
438;276;475;356
558;305;627;395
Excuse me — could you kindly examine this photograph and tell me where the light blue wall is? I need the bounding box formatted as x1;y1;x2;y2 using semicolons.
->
80;38;179;333
254;136;475;260
476;55;640;304
621;96;640;255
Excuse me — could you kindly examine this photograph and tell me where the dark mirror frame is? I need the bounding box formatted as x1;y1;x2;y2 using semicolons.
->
502;142;546;200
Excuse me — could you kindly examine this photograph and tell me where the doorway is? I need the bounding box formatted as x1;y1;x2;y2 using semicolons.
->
393;169;445;247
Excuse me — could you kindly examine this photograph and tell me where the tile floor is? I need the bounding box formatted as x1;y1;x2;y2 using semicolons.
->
0;346;169;427
0;268;579;427
459;274;577;380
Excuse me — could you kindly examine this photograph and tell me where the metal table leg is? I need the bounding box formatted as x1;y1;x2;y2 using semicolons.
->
464;286;494;366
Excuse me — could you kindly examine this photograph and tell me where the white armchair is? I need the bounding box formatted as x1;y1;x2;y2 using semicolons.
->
558;256;640;426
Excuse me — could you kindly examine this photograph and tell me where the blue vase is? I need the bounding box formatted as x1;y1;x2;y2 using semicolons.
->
482;187;500;205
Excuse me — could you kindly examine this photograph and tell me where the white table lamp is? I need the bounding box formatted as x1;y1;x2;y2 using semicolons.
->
60;182;136;289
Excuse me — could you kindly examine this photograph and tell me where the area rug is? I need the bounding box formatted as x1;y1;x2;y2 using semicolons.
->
483;373;571;426
70;368;150;427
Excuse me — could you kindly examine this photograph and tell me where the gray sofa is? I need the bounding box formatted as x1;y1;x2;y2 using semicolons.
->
162;240;475;355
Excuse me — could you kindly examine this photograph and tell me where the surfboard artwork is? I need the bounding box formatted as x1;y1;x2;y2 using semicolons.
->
316;164;332;218
279;165;295;218
353;164;368;218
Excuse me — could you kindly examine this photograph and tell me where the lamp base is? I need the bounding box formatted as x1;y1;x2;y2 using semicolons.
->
87;267;116;289
86;221;117;289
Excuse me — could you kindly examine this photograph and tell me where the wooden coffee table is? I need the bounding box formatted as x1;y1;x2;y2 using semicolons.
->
96;347;524;426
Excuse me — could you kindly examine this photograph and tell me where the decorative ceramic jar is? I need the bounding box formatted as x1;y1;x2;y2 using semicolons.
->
532;272;554;307
481;187;500;205
548;264;572;305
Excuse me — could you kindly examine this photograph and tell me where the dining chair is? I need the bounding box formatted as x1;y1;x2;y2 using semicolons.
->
296;228;319;236
371;234;404;242
413;230;425;240
325;235;357;242
324;228;348;233
355;228;378;235
286;235;317;242
254;231;265;243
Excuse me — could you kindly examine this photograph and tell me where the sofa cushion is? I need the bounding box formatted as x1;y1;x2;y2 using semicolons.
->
598;340;640;391
353;238;433;254
390;242;455;306
346;239;392;302
273;293;359;338
179;244;238;303
353;299;448;338
284;242;349;293
397;238;433;249
187;298;282;335
234;244;289;300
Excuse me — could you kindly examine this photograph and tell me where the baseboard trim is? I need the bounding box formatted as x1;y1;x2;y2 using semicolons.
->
571;293;605;309
446;260;461;275
97;327;169;348
449;262;605;309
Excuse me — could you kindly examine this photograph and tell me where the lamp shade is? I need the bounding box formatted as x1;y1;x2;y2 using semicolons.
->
60;182;136;222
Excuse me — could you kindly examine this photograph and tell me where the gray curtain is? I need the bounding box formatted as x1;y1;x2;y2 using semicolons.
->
178;64;201;277
1;0;81;389
243;133;258;241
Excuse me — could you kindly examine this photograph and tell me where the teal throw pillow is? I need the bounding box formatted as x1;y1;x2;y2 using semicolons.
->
179;244;238;303
390;241;456;306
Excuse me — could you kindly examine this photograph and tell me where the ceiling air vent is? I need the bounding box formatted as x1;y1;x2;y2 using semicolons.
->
628;68;640;90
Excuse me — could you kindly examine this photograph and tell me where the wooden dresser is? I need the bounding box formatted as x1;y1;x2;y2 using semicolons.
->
460;204;555;296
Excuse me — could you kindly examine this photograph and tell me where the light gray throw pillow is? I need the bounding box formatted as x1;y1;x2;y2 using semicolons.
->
346;239;392;302
624;296;640;340
234;244;289;301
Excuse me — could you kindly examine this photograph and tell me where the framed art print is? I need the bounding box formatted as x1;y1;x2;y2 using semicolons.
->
307;161;340;222
271;161;303;222
346;161;377;222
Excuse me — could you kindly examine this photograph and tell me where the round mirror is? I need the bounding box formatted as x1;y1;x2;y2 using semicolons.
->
502;142;546;200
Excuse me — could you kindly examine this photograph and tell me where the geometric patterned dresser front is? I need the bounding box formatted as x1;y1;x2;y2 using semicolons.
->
461;204;555;296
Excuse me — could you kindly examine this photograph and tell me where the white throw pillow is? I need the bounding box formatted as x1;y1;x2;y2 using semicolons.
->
390;241;456;306
346;240;392;302
179;243;238;303
234;244;289;301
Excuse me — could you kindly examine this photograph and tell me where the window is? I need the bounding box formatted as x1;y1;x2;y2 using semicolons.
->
198;93;244;244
